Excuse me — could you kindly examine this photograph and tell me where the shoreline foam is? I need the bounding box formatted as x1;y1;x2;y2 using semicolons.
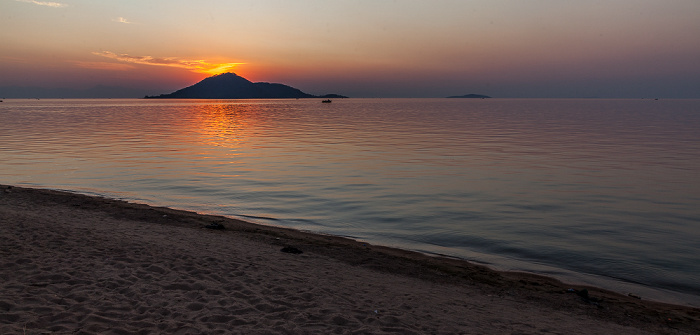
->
1;184;698;334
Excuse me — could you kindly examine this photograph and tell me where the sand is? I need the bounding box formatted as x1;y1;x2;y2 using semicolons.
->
1;185;698;334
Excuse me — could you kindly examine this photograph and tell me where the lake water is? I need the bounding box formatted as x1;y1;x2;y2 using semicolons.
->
1;98;699;306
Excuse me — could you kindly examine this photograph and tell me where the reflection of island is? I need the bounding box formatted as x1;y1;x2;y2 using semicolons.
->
446;94;491;99
145;73;348;99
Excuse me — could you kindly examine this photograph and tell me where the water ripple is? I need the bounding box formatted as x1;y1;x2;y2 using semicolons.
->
1;98;699;305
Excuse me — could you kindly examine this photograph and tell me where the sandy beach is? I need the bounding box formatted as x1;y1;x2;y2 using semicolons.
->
1;184;698;334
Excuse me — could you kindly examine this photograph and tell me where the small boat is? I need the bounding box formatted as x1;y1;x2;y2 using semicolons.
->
321;99;332;103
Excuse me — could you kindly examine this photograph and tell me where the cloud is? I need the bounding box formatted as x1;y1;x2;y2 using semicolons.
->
113;17;132;24
92;51;244;75
15;0;67;7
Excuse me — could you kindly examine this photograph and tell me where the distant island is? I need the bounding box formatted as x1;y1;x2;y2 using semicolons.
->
446;94;491;99
145;73;348;99
317;94;348;99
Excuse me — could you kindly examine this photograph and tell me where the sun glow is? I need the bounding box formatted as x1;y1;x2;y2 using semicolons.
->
200;63;243;75
93;51;244;75
189;103;259;150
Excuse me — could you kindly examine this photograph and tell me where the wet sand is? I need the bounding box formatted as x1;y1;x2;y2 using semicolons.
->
1;184;698;334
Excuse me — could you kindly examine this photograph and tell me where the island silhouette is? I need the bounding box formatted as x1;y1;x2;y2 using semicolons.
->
145;73;347;99
446;94;491;99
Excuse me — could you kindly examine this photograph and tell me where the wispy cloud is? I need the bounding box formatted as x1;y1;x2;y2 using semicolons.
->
15;0;68;8
93;51;244;75
113;17;132;24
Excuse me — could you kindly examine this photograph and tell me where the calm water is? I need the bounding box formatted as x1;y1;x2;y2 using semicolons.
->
1;98;699;306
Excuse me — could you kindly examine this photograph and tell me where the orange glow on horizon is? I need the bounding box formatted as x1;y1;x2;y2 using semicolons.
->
92;51;245;76
199;63;244;76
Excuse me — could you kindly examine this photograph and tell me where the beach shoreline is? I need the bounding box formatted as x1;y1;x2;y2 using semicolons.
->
1;184;698;334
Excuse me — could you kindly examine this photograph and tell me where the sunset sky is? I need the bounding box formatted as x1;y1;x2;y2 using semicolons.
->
2;0;699;98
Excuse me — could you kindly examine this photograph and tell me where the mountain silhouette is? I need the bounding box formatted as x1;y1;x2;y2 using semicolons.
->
146;73;346;99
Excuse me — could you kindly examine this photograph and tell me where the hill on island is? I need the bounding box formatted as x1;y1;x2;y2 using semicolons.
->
446;94;491;99
145;73;347;99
